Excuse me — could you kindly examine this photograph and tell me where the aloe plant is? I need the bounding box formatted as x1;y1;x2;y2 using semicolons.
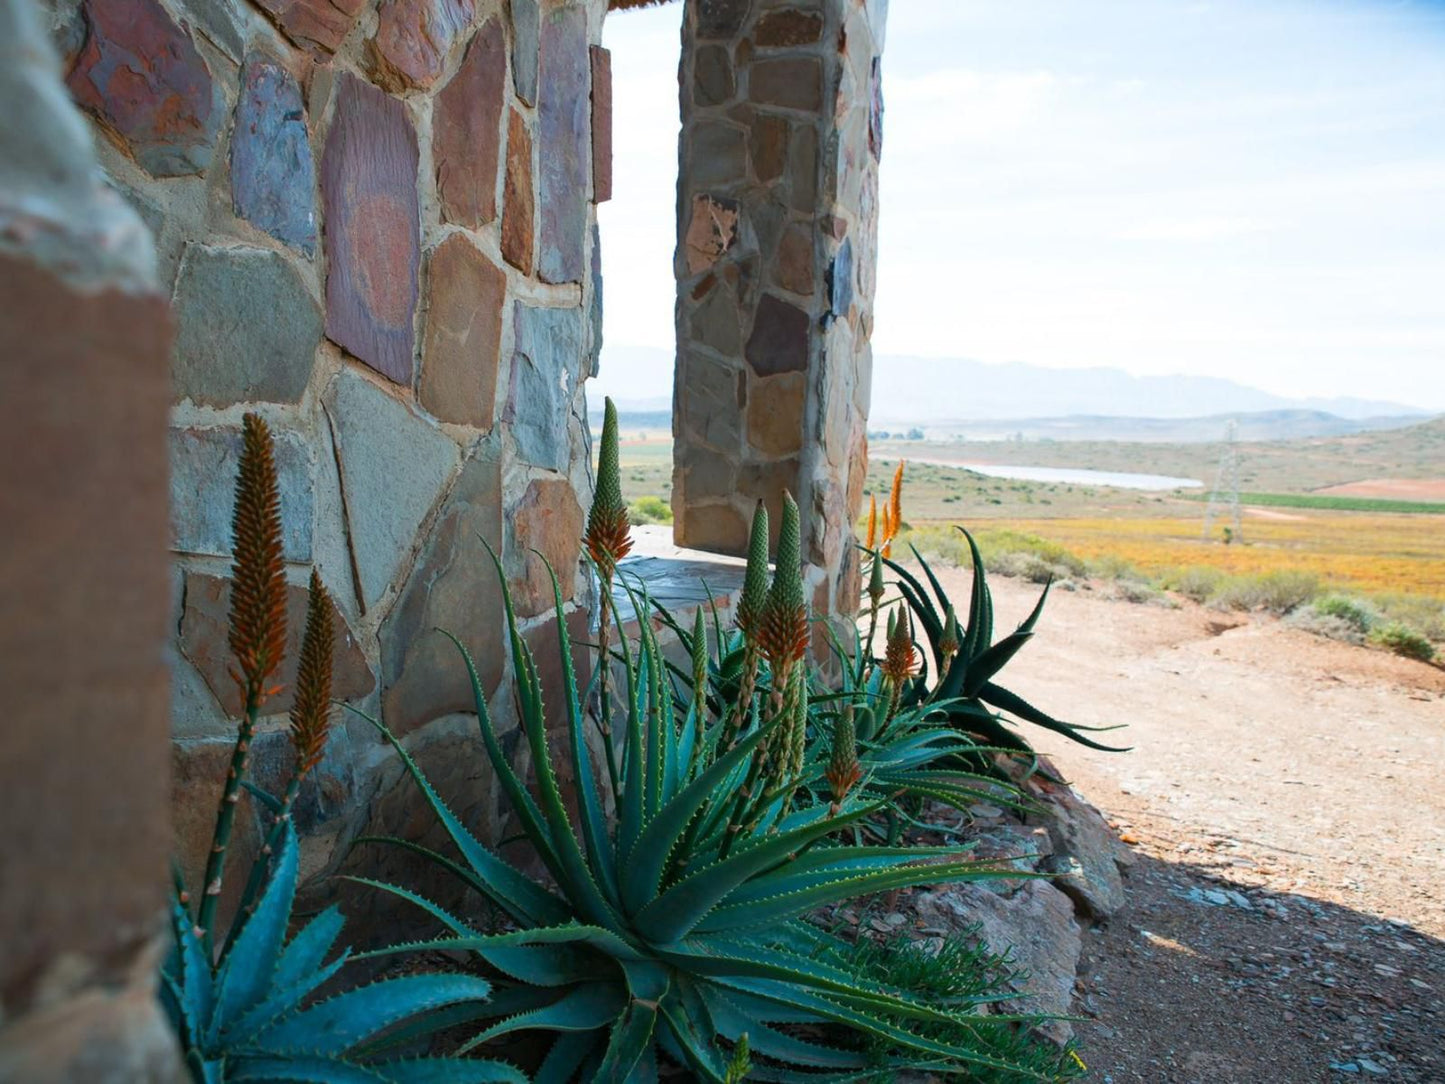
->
350;554;1055;1080
163;412;511;1083
163;824;516;1083
885;531;1129;756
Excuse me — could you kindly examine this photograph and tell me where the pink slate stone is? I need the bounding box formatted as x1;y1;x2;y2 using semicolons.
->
370;0;476;93
65;0;220;178
322;72;420;385
433;19;506;227
254;0;367;55
590;45;612;204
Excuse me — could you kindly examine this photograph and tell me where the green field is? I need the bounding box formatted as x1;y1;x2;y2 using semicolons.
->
1179;491;1445;514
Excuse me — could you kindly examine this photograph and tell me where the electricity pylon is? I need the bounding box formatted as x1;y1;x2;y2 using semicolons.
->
1202;419;1243;544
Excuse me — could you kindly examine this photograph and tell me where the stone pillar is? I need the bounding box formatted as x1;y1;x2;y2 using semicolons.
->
672;0;885;640
0;0;182;1078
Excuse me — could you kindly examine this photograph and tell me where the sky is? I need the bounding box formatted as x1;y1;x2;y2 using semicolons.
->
597;0;1445;412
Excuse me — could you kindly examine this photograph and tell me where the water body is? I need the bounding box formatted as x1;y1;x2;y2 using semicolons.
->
911;458;1203;491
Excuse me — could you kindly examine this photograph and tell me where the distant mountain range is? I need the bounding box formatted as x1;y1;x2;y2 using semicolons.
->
891;410;1428;444
590;345;1431;424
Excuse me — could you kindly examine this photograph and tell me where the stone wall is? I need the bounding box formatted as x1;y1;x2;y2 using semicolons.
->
41;0;614;931
671;0;885;644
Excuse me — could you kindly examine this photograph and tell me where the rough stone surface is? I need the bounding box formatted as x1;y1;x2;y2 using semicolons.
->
677;350;744;452
510;0;539;104
506;303;583;471
65;0;220;177
322;73;420;386
786;122;818;212
694;44;734;106
869;54;884;160
325;366;461;610
827;235;854;318
369;0;475;92
254;0;366;55
511;479;584;618
696;0;747;39
1027;779;1129;921
683;194;738;274
171;244;321;407
177;571;374;717
677;502;748;555
745;293;810;376
589;223;604;376
754;9;823;47
689;121;747;187
188;0;246;61
747;371;806;457
775;223;814;295
536;3;589;283
590;45;612;203
420;234;506;428
231;53;317;254
749;57;823;113
381;448;504;736
501;107;535;273
433;19;505;227
168;424;313;561
749;113;789;182
689;281;742;356
913;879;1083;1045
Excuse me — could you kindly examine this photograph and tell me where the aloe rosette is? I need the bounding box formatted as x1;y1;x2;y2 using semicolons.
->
351;548;1053;1082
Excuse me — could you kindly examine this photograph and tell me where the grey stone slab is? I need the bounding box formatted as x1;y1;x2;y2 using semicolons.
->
189;0;247;61
171;243;321;406
325;366;461;610
536;3;588;283
232;52;317;254
511;0;539;105
506;302;583;471
589;223;603;376
827;236;853;321
169;424;314;561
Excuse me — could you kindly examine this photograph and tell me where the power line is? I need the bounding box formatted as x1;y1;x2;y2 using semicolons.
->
1202;419;1243;544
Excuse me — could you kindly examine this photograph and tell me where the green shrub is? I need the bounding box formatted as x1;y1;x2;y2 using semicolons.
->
1311;593;1378;633
1368;620;1437;662
1090;553;1147;583
627;494;673;525
1209;570;1320;615
1285;608;1366;646
1372;592;1445;642
1162;565;1227;603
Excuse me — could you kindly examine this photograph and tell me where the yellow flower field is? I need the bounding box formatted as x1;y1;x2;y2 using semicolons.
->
955;512;1445;599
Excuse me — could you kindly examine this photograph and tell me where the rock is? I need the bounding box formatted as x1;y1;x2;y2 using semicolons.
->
420;234;506;428
1027;778;1128;921
745;293;810;376
774;223;813;295
188;0;247;61
177;571;374;718
433;19;506;227
754;9;823;48
381;448;504;737
683;194;738;274
689;280;742;356
1356;1058;1388;1076
65;0;220;177
676;350;745;453
510;479;584;618
688;121;747;187
253;0;366;55
510;0;539;105
322;73;420;386
676;501;749;556
536;3;589;283
501;107;536;273
693;44;734;107
231;52;317;254
747;371;805;457
590;45;612;203
748;57;822;113
324;366;461;610
827;236;853;318
171;244;321;407
168;425;313;561
369;0;475;92
749;114;789;183
696;0;747;39
786;123;817;213
589;224;603;375
505;302;584;471
913;879;1083;1045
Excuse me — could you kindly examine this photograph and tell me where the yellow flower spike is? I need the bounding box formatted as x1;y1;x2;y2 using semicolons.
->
865;494;878;551
888;460;904;539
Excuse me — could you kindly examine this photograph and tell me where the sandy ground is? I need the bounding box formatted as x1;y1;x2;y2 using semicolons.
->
932;568;1445;1083
1314;478;1445;501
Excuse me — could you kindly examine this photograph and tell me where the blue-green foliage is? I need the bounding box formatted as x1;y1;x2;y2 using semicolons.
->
161;824;518;1084
351;552;1064;1081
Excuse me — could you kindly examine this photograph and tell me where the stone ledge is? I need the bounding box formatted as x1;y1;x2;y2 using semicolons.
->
611;524;748;631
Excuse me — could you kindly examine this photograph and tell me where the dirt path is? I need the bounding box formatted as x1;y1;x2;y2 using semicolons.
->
934;569;1445;1082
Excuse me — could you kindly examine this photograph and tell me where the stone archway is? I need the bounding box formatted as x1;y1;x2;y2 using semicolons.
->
671;0;885;638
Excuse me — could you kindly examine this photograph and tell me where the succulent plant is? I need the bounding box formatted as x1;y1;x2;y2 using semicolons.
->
351;549;1044;1081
